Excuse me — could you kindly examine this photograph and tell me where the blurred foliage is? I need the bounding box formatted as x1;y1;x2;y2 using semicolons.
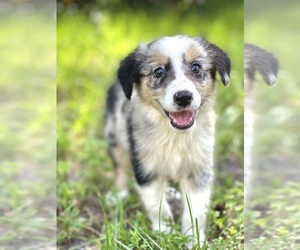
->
0;12;56;248
245;0;300;161
245;1;300;249
246;182;300;249
58;0;242;14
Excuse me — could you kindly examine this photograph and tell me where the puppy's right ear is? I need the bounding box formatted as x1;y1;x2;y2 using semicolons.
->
244;44;279;86
196;38;231;86
118;46;145;100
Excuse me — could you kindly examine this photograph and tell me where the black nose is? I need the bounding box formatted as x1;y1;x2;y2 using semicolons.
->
173;91;193;107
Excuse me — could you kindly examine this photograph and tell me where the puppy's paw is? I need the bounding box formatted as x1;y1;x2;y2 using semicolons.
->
166;186;182;201
151;219;173;234
105;190;128;206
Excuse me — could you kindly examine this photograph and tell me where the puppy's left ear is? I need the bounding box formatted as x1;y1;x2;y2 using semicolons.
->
197;38;231;86
208;43;231;86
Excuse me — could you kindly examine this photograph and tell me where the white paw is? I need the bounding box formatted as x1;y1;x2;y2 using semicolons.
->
152;220;172;234
105;190;128;206
166;186;181;201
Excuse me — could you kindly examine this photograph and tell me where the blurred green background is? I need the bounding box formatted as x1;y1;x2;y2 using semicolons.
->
0;6;56;249
245;0;300;249
57;0;244;249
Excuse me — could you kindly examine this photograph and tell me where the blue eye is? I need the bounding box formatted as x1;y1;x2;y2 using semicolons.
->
191;63;201;76
154;67;164;78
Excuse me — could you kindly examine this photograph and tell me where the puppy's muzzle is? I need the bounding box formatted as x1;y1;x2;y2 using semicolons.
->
174;91;193;107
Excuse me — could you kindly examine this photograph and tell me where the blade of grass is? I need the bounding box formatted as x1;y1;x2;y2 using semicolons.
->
137;228;163;250
115;239;132;250
185;192;195;237
195;218;200;250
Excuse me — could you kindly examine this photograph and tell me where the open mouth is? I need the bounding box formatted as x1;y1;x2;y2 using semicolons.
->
164;110;196;130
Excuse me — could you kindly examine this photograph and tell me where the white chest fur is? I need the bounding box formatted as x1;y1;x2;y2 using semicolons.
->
131;104;215;180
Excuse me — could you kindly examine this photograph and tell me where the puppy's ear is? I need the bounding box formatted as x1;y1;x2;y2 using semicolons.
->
197;38;231;86
118;45;145;99
244;44;278;86
207;43;231;86
118;51;138;99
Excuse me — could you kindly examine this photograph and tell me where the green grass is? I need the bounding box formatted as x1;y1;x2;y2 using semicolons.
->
245;182;300;250
57;5;244;250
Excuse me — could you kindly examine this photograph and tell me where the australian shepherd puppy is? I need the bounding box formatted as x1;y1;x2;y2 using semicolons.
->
105;35;230;247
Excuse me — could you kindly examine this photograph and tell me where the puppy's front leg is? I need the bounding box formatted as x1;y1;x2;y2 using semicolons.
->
136;177;173;233
181;170;212;248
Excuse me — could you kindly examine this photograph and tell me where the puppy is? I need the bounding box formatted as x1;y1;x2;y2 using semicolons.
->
105;35;230;247
244;43;278;201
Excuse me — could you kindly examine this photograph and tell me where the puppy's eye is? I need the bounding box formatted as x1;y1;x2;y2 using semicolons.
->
191;63;201;76
154;67;164;78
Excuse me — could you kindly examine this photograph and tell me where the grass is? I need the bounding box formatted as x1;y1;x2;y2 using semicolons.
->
57;180;243;249
57;4;244;250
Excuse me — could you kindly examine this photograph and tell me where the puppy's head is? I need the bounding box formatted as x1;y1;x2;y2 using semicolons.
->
244;43;279;88
118;35;230;130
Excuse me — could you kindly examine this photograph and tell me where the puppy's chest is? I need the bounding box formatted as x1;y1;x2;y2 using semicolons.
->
135;128;214;179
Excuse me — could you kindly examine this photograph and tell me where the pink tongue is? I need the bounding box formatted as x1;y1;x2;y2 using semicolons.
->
169;111;195;126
